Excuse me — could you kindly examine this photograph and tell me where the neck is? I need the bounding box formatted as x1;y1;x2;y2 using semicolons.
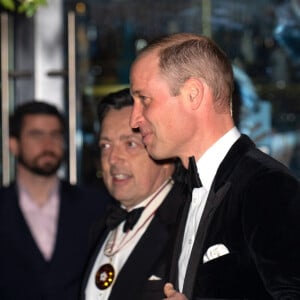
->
180;124;235;168
17;165;58;206
123;177;172;210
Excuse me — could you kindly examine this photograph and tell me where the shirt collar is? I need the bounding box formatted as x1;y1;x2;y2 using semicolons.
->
18;178;60;213
197;127;240;191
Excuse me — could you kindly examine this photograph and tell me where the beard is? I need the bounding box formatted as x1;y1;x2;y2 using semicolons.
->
17;151;63;177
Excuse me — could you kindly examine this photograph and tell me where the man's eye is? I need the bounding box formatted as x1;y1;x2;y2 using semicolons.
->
99;143;110;150
127;141;137;148
139;95;149;102
29;131;44;139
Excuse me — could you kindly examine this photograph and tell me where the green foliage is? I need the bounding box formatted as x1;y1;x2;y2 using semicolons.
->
0;0;16;11
0;0;47;17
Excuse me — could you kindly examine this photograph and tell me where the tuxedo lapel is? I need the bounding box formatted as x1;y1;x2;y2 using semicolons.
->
182;182;231;298
179;135;255;298
80;221;109;299
109;216;169;299
212;135;255;192
110;183;186;299
169;193;191;289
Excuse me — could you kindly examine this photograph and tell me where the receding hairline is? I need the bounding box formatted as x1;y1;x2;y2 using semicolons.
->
135;33;209;59
137;33;232;102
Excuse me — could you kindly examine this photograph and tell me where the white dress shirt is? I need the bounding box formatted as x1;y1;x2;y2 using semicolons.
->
85;179;173;300
178;127;241;291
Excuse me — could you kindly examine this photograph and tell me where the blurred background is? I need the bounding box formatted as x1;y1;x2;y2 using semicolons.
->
1;0;300;187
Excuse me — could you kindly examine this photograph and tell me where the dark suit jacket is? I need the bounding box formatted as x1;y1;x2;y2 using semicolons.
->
0;180;111;300
169;134;300;300
80;182;186;300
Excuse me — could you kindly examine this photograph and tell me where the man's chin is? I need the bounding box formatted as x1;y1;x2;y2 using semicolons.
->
18;156;62;177
27;163;60;177
33;168;59;177
146;145;165;160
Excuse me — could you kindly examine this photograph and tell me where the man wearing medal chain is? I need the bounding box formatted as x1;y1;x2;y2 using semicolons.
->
80;88;186;300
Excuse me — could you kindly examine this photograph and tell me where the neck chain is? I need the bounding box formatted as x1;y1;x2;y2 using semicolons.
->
94;177;173;290
104;177;172;257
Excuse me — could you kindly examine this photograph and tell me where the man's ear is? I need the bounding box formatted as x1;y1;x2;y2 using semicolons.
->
9;137;19;156
184;78;204;110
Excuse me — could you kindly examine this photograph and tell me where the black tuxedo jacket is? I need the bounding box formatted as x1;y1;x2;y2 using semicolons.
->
80;183;186;300
0;180;111;300
169;135;300;300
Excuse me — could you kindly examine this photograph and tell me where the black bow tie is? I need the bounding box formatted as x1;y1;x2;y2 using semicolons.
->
173;156;202;193
106;205;144;233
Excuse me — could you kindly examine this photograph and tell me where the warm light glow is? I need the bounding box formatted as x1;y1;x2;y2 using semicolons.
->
76;2;86;15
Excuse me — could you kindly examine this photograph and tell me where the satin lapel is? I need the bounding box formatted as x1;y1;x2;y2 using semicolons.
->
182;181;231;299
109;183;186;299
79;201;116;299
109;217;169;299
169;193;191;289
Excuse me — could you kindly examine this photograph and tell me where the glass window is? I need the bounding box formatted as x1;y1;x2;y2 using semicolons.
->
69;0;300;184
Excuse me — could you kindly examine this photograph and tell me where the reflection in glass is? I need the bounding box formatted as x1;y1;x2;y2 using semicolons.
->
69;0;300;184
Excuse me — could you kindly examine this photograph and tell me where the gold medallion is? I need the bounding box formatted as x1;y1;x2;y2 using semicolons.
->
95;263;115;290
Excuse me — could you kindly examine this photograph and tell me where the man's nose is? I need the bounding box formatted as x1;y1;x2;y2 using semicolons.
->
130;103;143;129
42;133;63;147
108;145;123;165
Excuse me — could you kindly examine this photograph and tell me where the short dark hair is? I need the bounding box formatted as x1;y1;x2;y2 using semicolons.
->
97;88;132;129
9;101;65;138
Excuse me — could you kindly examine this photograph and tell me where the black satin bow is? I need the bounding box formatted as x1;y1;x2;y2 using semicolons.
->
106;205;144;233
173;156;202;193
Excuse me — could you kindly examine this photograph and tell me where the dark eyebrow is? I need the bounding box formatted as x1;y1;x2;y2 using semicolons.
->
27;128;63;134
99;136;110;142
121;133;142;141
100;133;141;142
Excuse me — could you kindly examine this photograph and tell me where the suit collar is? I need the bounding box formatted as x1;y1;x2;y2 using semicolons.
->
155;182;187;225
213;134;255;191
196;127;240;191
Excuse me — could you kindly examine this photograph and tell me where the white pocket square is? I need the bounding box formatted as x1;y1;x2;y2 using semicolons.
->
203;243;230;263
148;275;162;280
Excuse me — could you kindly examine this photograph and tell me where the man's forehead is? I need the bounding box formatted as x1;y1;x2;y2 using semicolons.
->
134;50;159;67
23;114;58;121
22;115;62;129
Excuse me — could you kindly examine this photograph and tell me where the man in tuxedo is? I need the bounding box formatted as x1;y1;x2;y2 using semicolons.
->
129;33;300;299
81;88;186;300
0;101;110;299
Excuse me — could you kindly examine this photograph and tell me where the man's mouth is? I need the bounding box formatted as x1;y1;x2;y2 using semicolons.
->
141;131;152;145
112;173;129;180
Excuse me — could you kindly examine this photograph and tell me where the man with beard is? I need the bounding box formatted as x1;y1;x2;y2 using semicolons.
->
0;101;111;300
